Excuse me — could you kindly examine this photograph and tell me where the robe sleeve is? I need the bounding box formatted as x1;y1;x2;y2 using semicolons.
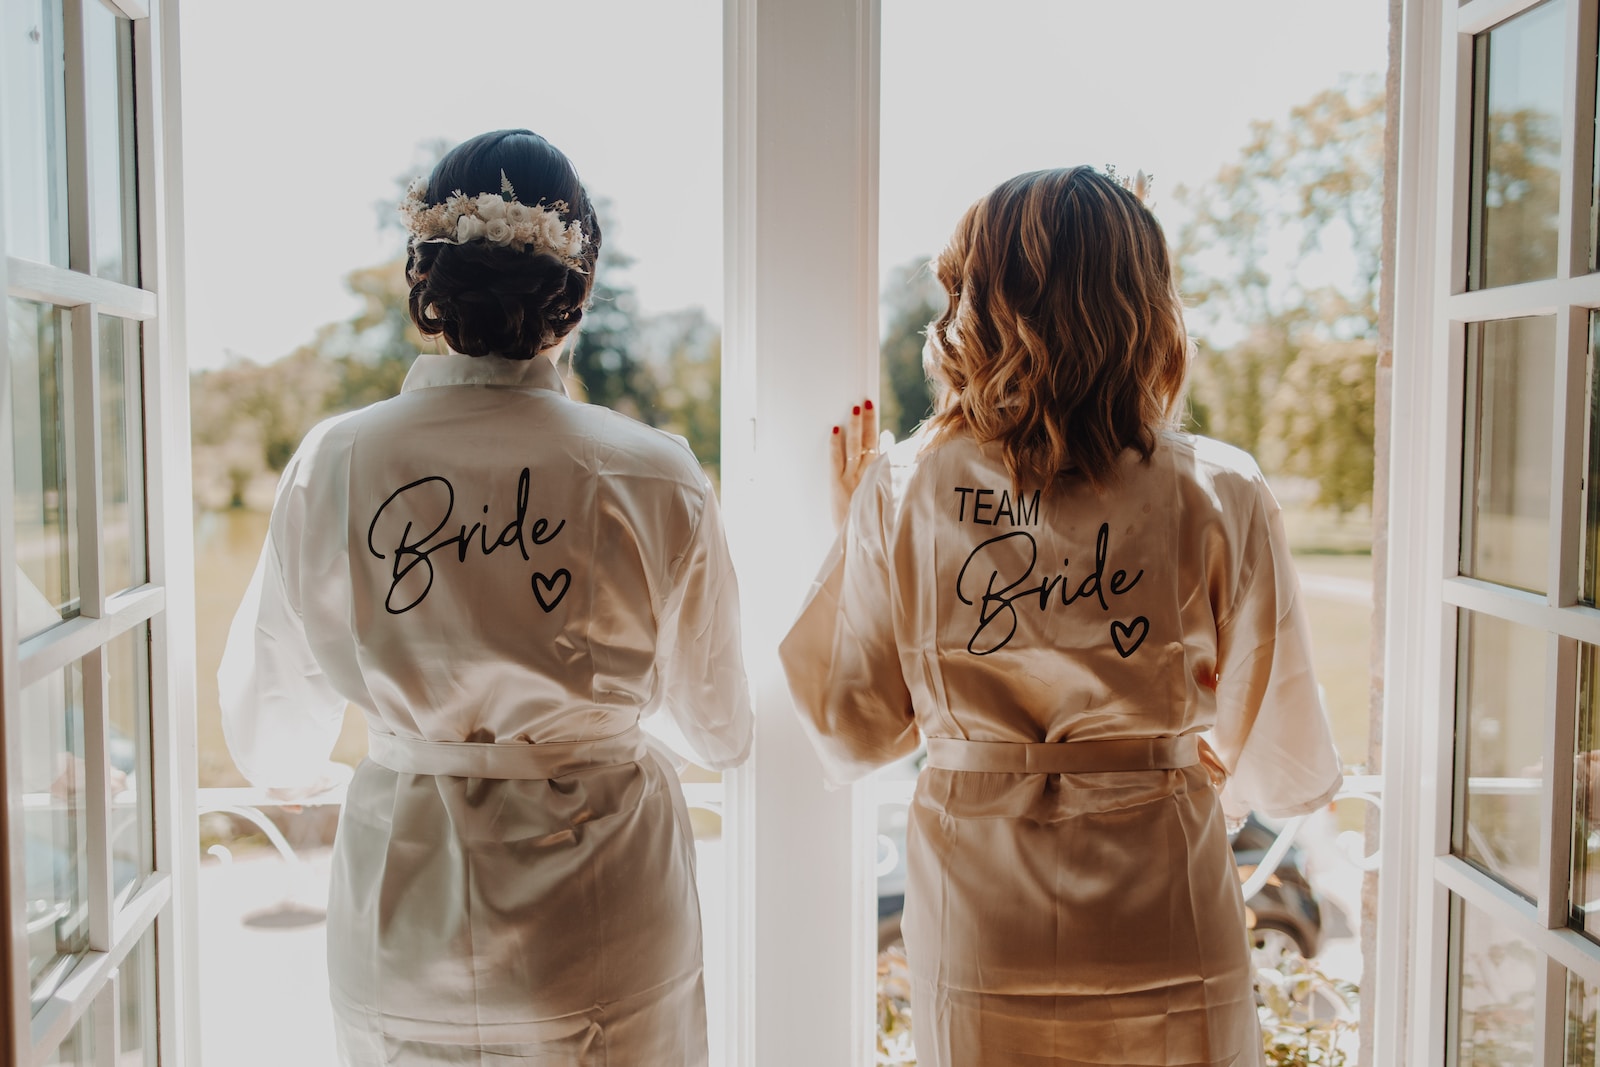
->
650;481;754;770
780;459;918;786
217;439;347;791
1210;479;1344;821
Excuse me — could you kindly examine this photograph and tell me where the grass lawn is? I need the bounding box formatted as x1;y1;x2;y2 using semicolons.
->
1291;553;1375;772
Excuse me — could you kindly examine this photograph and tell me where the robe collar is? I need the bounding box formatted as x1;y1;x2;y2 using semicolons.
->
402;351;568;396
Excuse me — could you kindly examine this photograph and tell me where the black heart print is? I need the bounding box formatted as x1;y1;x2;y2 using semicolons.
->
1110;616;1148;658
532;569;571;613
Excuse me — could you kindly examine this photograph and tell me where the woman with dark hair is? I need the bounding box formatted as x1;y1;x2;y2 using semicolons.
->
220;129;752;1066
781;167;1343;1067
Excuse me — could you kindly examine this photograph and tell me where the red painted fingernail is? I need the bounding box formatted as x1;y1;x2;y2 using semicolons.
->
865;399;873;410
832;426;840;434
853;405;861;415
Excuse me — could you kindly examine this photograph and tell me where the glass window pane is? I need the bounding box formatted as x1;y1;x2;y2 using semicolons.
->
117;932;156;1067
1574;643;1600;938
101;317;147;593
1;0;69;266
1451;895;1538;1065
1585;313;1600;604
10;297;79;637
85;2;138;284
107;621;152;901
1461;316;1555;593
1468;0;1566;290
21;660;89;997
1591;14;1600;273
41;1011;95;1067
1453;611;1546;900
1570;969;1599;1065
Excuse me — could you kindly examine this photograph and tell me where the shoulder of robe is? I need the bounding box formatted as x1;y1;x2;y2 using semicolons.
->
865;432;944;530
279;408;366;492
579;405;710;490
1160;432;1271;505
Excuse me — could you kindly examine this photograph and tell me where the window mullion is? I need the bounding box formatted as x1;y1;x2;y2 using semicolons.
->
1551;306;1588;606
70;304;104;617
129;3;200;1062
1563;0;1598;280
1532;955;1567;1064
0;223;36;1067
62;0;96;279
6;259;156;319
93;975;117;1067
81;644;114;956
1541;634;1579;930
1553;0;1582;282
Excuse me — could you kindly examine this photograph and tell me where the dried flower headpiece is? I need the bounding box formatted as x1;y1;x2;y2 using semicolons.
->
399;170;588;267
1102;164;1153;204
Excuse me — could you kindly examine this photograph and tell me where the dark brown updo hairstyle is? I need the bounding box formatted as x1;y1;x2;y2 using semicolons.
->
405;130;601;360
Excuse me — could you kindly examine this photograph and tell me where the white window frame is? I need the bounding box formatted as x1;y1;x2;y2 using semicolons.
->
0;0;197;1063
719;0;883;1061
1389;0;1600;1063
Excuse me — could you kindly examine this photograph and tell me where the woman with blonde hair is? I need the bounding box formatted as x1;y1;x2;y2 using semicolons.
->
781;166;1342;1066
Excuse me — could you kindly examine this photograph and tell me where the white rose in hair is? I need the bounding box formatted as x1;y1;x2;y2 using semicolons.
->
455;215;486;243
538;214;565;251
476;194;508;221
563;226;585;258
484;219;514;245
506;202;533;226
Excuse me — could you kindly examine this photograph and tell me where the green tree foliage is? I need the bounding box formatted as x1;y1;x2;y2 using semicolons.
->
1175;83;1383;514
645;309;723;478
878;258;945;439
190;348;337;508
565;207;659;420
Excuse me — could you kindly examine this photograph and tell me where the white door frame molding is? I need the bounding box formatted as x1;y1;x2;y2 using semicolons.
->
721;0;883;1062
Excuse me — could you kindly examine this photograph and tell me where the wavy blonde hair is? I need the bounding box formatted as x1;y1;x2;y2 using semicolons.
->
924;166;1189;490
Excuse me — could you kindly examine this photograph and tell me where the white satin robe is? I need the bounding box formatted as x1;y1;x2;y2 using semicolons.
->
780;431;1343;1067
220;353;752;1067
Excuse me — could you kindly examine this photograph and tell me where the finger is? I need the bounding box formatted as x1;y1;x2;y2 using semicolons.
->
861;399;878;457
830;422;844;474
879;429;895;452
847;403;864;467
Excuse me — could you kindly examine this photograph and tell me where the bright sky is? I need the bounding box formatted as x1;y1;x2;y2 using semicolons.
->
181;0;1388;372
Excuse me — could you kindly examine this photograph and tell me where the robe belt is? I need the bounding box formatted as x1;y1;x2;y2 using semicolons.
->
365;723;648;780
924;734;1200;774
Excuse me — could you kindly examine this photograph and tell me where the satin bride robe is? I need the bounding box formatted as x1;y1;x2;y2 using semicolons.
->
220;353;752;1067
781;430;1343;1067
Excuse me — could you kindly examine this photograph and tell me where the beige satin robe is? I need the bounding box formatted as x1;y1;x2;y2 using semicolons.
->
780;430;1342;1067
220;353;752;1067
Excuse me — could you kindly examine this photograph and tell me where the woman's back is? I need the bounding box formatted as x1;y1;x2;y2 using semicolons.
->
223;128;751;1067
889;430;1266;745
788;428;1339;811
269;352;744;756
783;428;1341;1067
783;163;1342;1067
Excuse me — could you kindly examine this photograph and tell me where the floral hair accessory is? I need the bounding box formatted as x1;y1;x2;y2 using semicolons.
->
400;170;588;267
1102;163;1152;204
